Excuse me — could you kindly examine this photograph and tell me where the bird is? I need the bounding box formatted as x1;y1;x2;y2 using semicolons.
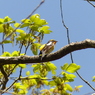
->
39;39;57;60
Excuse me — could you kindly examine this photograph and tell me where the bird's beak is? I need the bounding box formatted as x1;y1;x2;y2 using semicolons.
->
54;41;58;44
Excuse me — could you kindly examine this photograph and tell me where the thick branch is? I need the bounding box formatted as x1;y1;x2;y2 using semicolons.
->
0;39;95;64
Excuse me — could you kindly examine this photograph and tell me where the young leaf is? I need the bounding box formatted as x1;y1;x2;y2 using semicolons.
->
92;76;95;82
30;14;40;22
66;63;81;73
2;40;12;44
16;29;25;33
11;51;19;56
26;71;30;76
0;18;4;24
0;24;4;32
49;81;56;87
65;84;73;92
31;43;41;55
14;23;20;27
74;85;83;91
21;19;31;23
4;16;12;22
39;26;52;34
46;62;57;75
32;64;40;73
19;64;26;68
1;52;11;57
61;63;69;70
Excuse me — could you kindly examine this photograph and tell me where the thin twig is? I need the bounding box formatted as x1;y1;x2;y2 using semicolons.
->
1;0;45;93
7;64;18;77
86;0;95;7
60;0;74;63
1;33;5;54
60;0;95;91
3;67;22;93
19;44;23;55
25;42;30;55
76;71;95;90
0;0;45;44
2;78;19;94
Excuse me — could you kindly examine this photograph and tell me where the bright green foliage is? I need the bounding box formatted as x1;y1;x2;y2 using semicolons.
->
2;40;12;44
26;71;30;76
73;85;83;92
30;62;81;95
1;52;11;57
30;14;48;26
16;29;25;33
30;43;41;55
0;51;25;76
61;72;76;82
92;76;95;82
14;23;20;27
0;15;82;95
19;64;26;68
38;26;52;34
32;62;57;77
61;63;81;73
1;51;24;57
13;83;28;94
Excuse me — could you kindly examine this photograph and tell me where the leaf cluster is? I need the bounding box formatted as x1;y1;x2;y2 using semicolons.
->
0;15;82;95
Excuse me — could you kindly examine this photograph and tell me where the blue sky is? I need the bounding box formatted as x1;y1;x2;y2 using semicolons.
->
1;0;95;95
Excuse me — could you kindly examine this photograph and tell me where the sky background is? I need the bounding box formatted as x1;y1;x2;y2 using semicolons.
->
0;0;95;95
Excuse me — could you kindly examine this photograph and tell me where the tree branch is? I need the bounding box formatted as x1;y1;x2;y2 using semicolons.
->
0;39;95;64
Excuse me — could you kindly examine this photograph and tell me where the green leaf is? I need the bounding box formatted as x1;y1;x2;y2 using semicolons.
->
30;14;40;22
4;16;12;22
26;71;30;76
19;64;26;68
67;74;76;79
65;84;73;92
0;24;4;32
42;78;49;85
61;72;76;82
74;85;83;91
49;81;56;87
11;51;19;56
30;43;41;55
46;62;57;75
61;63;69;70
20;23;30;28
32;64;40;73
30;14;48;26
2;40;12;44
29;74;41;78
18;90;28;94
39;26;52;34
14;23;20;27
1;52;11;57
9;21;16;24
66;63;81;73
92;76;95;82
76;85;83;88
29;25;39;31
16;29;25;33
38;19;48;26
0;18;4;24
21;19;31;23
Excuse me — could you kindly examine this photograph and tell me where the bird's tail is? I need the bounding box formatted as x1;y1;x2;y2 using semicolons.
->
39;51;46;60
39;51;43;60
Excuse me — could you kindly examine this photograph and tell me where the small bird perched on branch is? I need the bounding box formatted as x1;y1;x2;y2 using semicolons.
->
39;39;57;60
